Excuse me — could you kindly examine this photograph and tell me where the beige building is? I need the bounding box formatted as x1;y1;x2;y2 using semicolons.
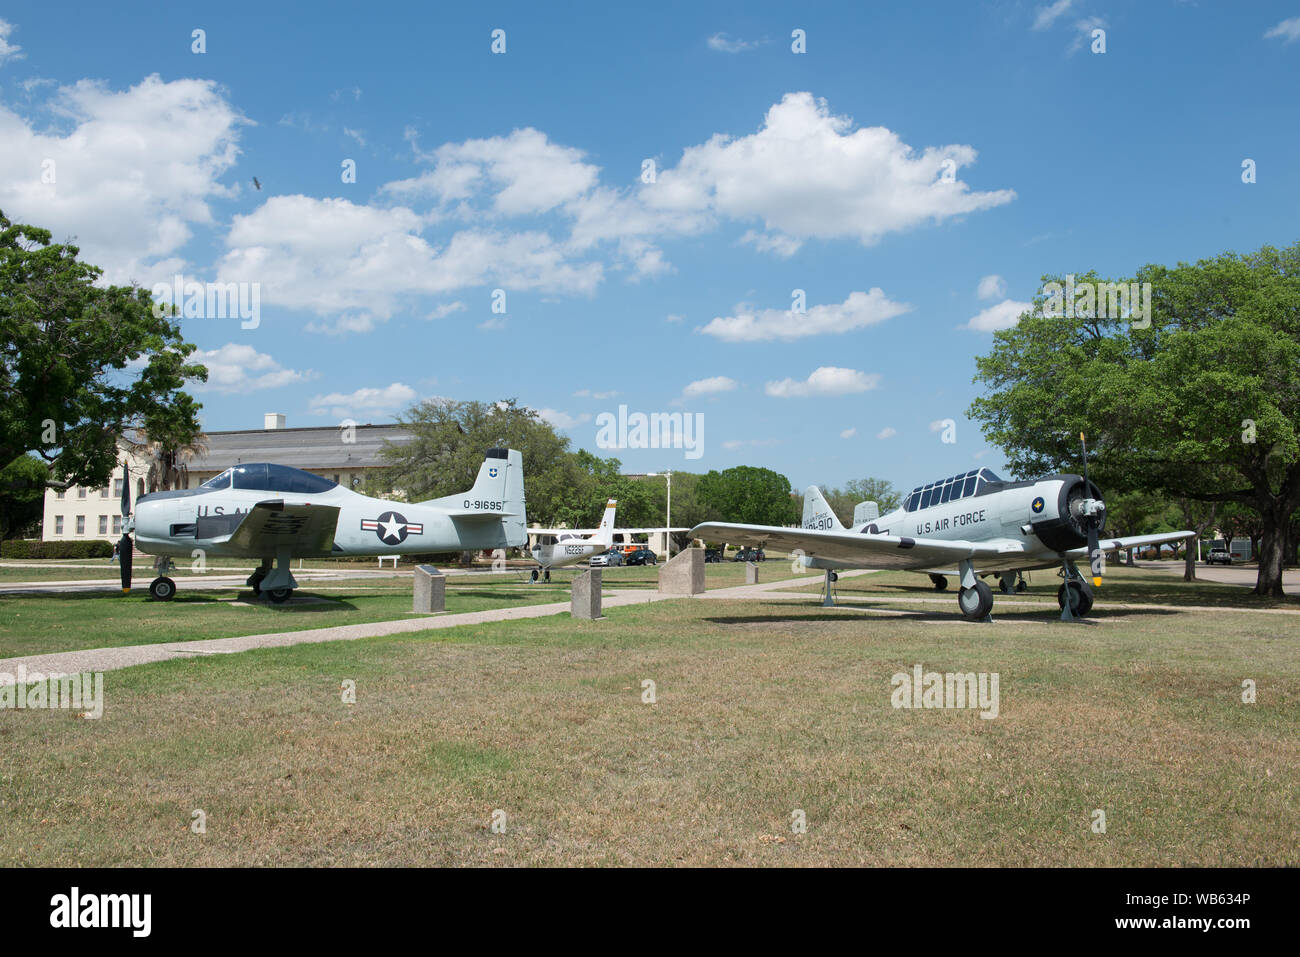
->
42;414;411;543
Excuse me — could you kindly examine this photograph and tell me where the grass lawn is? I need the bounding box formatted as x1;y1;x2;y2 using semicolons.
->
0;573;1294;866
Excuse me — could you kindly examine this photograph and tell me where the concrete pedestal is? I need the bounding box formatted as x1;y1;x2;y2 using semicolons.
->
745;561;759;585
413;564;446;613
658;547;705;595
571;568;602;619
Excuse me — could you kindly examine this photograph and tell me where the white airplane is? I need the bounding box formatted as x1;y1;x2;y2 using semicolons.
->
525;502;689;581
525;500;619;582
117;448;527;602
690;453;1194;621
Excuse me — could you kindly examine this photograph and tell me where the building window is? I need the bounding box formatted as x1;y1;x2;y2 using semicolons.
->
99;515;109;534
114;478;124;498
100;486;110;498
333;474;340;484
56;489;65;500
77;487;86;499
112;515;122;535
75;515;85;535
55;515;64;535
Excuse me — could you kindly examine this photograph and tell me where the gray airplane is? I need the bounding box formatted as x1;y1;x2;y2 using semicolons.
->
116;448;526;602
690;454;1193;621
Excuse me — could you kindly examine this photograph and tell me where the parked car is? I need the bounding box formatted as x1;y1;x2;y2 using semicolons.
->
625;547;657;566
1206;545;1233;565
704;547;723;563
590;549;624;567
732;547;766;562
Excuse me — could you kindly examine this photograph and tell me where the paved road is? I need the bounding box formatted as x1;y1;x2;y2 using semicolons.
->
1135;560;1300;596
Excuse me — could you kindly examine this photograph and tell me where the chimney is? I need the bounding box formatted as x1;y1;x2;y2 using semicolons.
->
264;413;285;430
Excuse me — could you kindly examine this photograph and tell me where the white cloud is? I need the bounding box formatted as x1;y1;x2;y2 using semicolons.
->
645;92;1015;251
698;288;911;342
308;383;417;420
0;74;246;285
765;367;880;398
218;196;601;327
707;33;765;53
537;408;592;430
190;343;311;393
573;389;618;399
1032;0;1074;31
383;127;598;217
1264;17;1300;42
0;18;23;64
722;438;780;450
876;427;897;440
977;274;1006;300
681;376;738;398
426;301;466;320
343;127;366;147
665;313;684;323
966;298;1031;332
840;427;857;439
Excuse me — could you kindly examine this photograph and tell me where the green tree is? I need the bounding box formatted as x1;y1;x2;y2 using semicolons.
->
0;454;48;539
696;465;795;526
379;398;581;527
969;243;1300;597
820;477;902;525
0;211;207;491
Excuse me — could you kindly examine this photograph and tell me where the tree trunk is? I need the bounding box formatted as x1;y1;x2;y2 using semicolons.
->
1254;520;1287;597
1183;542;1197;582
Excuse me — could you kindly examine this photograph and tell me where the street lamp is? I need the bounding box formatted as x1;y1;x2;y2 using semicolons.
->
646;470;672;558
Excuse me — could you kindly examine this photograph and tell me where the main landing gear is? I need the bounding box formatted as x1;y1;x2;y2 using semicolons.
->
1057;561;1094;621
929;573;948;591
956;560;993;622
249;549;298;604
529;568;552;584
149;557;176;601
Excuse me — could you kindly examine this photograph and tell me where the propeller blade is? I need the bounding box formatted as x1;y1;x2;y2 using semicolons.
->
119;464;132;592
118;532;133;593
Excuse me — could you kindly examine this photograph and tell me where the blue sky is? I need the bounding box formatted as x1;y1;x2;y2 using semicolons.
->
1;1;1297;495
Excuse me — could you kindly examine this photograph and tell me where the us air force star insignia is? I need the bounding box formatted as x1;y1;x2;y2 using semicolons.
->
360;511;423;545
1031;496;1045;514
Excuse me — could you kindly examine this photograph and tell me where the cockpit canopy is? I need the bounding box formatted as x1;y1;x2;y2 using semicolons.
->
199;463;338;495
904;468;1002;512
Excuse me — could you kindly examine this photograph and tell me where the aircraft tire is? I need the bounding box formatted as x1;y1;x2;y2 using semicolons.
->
929;574;948;591
1057;581;1092;616
530;569;539;583
267;588;292;604
149;577;176;601
958;581;994;620
998;575;1013;594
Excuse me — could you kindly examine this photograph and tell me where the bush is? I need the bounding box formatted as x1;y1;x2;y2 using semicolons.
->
1;539;114;559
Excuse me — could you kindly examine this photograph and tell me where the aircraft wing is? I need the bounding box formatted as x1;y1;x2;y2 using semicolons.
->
223;499;341;557
1064;530;1196;558
689;522;1028;570
528;526;690;536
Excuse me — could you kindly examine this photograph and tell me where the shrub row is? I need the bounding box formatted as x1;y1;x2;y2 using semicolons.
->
1;539;115;559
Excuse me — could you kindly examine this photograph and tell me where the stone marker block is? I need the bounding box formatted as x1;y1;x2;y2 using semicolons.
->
746;561;759;585
658;547;705;595
413;564;446;613
571;568;602;619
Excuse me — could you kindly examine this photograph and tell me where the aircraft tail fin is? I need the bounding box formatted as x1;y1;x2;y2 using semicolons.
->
593;499;617;547
424;448;528;546
802;486;844;531
853;501;880;526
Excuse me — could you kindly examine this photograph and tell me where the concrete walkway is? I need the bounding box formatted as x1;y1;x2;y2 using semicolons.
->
0;570;872;684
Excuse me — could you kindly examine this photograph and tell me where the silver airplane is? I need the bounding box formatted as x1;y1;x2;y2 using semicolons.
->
690;460;1193;621
525;501;690;581
116;448;526;602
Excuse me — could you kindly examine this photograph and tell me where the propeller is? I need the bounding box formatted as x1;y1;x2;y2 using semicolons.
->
117;464;133;594
1080;432;1103;587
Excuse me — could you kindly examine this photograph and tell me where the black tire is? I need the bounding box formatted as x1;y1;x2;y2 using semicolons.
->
1015;578;1028;593
958;580;994;620
929;574;948;592
148;576;176;601
267;587;292;604
1057;581;1092;616
531;569;539;582
998;575;1013;594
